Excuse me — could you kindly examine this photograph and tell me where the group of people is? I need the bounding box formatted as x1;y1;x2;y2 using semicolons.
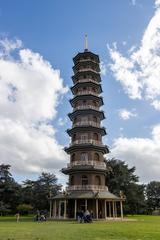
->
35;210;47;222
77;209;93;223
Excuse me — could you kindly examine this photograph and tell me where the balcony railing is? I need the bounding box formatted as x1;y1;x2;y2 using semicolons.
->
73;105;99;111
76;58;98;64
75;79;100;84
67;160;106;169
76;91;99;96
73;121;100;128
71;139;103;146
77;68;98;74
66;185;108;192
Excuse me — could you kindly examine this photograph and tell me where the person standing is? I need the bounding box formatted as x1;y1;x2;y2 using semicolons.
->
15;213;20;222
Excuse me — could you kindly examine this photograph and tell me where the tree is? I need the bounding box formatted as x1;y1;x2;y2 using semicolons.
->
0;201;11;216
0;165;62;214
124;182;146;214
17;204;33;215
105;158;146;214
146;181;160;213
0;164;21;213
22;172;62;211
0;164;12;179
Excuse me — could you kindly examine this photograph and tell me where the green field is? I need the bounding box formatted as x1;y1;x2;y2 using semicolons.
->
0;215;160;240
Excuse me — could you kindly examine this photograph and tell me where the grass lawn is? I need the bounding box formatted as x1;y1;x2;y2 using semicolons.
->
0;215;160;240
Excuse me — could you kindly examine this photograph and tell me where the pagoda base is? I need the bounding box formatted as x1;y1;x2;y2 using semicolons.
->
51;190;124;220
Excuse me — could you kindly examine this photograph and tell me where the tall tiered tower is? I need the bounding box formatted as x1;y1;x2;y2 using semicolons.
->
52;40;124;220
63;45;109;190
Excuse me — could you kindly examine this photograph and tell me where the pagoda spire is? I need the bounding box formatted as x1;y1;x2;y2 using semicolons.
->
84;34;88;51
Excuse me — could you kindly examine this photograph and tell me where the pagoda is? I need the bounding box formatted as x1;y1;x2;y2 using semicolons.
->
52;37;124;220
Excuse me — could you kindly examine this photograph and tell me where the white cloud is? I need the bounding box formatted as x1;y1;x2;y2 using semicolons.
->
155;0;160;7
151;100;160;110
118;108;137;120
108;45;142;99
122;41;127;46
0;37;69;178
100;61;107;76
108;0;160;110
58;117;68;126
0;37;22;58
130;0;136;6
128;45;137;54
110;124;160;183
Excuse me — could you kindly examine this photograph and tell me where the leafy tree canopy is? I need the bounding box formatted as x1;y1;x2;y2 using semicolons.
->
22;172;62;210
146;181;160;212
0;164;21;212
105;158;146;214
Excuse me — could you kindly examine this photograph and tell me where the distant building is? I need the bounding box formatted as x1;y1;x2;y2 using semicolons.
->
52;41;124;220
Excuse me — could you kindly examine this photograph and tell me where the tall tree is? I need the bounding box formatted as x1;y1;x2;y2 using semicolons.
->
0;164;21;213
146;181;160;213
22;172;62;211
0;201;10;216
105;158;146;214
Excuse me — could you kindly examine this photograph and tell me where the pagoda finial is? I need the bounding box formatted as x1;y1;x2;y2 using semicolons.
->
84;34;88;51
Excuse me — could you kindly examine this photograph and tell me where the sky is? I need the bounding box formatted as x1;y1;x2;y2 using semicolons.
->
0;0;160;185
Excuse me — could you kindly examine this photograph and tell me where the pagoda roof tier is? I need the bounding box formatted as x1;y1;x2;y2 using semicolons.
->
64;143;109;154
53;190;121;200
71;81;102;95
73;51;100;64
73;60;100;74
72;70;101;83
70;95;104;107
61;166;106;174
68;109;105;121
67;126;107;136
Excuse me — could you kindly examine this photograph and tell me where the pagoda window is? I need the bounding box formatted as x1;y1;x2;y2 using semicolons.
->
81;134;88;142
94;153;100;161
93;116;97;122
70;176;74;185
81;116;88;123
81;152;88;161
83;75;86;79
95;176;101;185
71;153;76;162
73;134;76;142
82;116;87;121
75;89;78;94
82;175;88;185
93;133;98;141
93;100;97;106
92;87;96;92
75;102;78;107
